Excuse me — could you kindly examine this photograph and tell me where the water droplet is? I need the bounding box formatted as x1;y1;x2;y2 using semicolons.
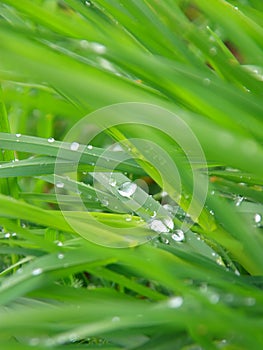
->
203;78;211;86
117;182;137;198
168;296;183;308
109;178;117;187
101;199;109;207
244;297;255;306
254;213;261;224
87;144;93;150
151;211;157;218
209;47;217;56
112;316;120;322
90;42;106;54
12;233;17;237
85;0;91;6
171;229;185;242
56;182;64;189
163;217;174;230
125;215;132;222
235;196;243;206
70;142;79;151
4;233;11;238
29;338;40;346
80;39;89;49
234;6;238;10
16;133;21;138
56;241;63;247
48;137;55;143
209;293;220;304
149;219;169;233
32;268;43;276
58;253;64;259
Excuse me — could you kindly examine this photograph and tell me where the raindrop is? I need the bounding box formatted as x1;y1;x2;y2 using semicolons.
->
4;233;11;238
203;78;211;86
163;217;174;230
16;133;21;138
80;40;89;49
112;316;120;322
87;144;93;150
209;47;217;56
117;181;137;198
48;137;55;143
151;211;157;218
90;42;106;54
209;293;220;304
168;296;183;308
235;196;243;206
56;182;65;189
149;219;169;233
244;297;256;306
254;213;261;224
70;142;80;151
171;229;185;242
32;268;43;276
58;253;64;260
101;199;109;207
109;178;117;187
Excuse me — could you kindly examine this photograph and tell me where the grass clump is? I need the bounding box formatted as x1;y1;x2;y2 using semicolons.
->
0;1;263;349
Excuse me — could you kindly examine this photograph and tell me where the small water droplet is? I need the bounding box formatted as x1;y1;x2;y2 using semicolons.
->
151;211;157;218
244;297;255;306
117;182;137;198
171;229;185;242
70;142;79;151
254;213;261;224
85;0;91;6
29;338;40;346
87;144;93;150
12;232;17;237
125;215;132;222
58;253;64;260
149;219;169;233
90;42;106;54
234;6;238;10
163;217;174;230
203;78;211;86
56;182;64;189
209;293;220;304
101;199;109;207
16;133;21;138
168;296;183;308
48;137;55;143
209;47;217;56
112;316;120;322
109;178;117;187
80;39;89;49
235;196;243;207
32;268;43;276
4;233;11;238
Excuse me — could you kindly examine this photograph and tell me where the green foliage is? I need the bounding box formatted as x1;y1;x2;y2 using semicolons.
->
0;0;263;349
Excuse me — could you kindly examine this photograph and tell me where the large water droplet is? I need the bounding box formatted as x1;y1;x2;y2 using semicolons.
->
70;142;79;151
171;229;185;242
117;182;137;198
32;268;43;276
48;137;55;143
168;296;183;308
